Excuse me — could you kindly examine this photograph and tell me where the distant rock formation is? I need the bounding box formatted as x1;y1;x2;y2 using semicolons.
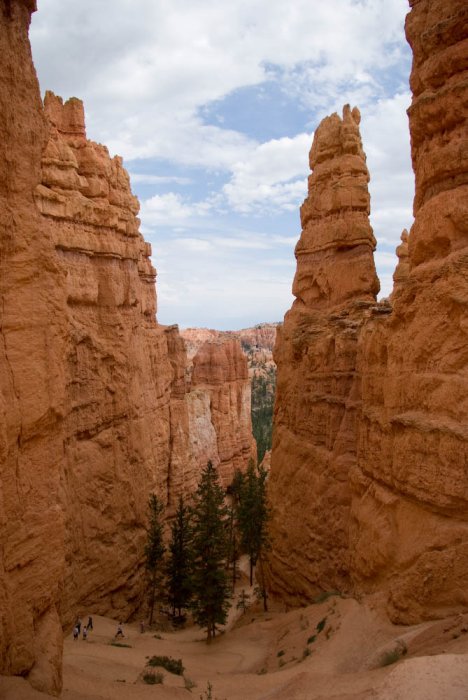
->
0;4;254;695
267;0;468;623
182;324;278;463
189;339;255;486
266;104;380;603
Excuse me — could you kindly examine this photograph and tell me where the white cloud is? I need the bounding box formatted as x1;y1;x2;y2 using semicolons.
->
129;173;192;186
30;0;412;328
31;0;408;167
224;133;312;212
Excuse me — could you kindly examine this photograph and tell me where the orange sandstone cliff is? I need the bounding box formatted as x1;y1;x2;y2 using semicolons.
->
349;0;468;622
267;0;468;623
0;3;255;694
266;105;380;602
0;1;68;693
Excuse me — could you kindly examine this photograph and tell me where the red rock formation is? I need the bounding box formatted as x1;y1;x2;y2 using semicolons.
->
190;339;255;486
267;0;468;623
349;0;468;622
0;9;257;691
0;1;66;694
266;105;379;603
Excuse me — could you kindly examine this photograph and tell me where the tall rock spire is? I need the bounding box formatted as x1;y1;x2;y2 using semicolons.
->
293;104;379;310
266;106;380;603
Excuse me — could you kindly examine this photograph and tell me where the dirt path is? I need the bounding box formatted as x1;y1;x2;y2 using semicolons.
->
2;598;468;699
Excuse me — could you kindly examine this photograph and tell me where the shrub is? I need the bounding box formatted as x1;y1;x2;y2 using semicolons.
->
316;617;327;633
379;642;407;667
276;649;285;657
143;671;164;684
148;655;184;675
184;675;196;691
110;641;132;648
302;647;311;659
307;634;316;644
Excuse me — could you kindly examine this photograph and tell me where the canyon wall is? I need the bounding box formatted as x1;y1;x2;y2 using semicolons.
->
0;4;255;694
349;0;468;622
267;0;468;623
0;1;67;693
189;339;255;486
266;105;380;603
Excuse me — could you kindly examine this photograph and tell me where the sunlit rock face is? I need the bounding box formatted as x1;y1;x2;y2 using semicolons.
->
350;0;468;623
0;2;67;695
0;7;257;690
266;105;380;604
268;0;468;624
190;339;255;486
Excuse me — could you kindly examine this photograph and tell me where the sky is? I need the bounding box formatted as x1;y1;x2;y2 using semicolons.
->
30;0;414;330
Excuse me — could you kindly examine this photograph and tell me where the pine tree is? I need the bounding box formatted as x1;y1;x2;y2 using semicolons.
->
166;495;193;620
145;493;165;625
238;461;270;591
190;461;230;642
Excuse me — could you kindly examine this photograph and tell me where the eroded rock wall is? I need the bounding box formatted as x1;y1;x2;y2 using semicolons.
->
266;105;380;603
267;0;468;622
190;339;255;486
349;0;468;622
0;1;66;693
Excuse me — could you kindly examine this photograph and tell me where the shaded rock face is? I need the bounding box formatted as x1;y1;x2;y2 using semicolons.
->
268;0;468;623
350;0;468;623
266;105;379;603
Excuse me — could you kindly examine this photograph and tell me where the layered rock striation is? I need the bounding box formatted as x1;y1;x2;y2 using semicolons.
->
266;105;380;603
0;4;256;695
189;339;255;486
349;0;468;622
267;0;468;623
0;1;67;693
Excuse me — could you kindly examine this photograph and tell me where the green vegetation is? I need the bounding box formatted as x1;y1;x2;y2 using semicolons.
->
316;617;327;633
166;496;193;620
379;642;407;667
148;655;184;675
191;461;230;642
145;494;166;625
307;634;316;644
250;368;276;463
142;670;164;684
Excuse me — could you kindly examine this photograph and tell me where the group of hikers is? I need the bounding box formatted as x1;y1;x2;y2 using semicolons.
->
72;616;125;641
72;616;93;641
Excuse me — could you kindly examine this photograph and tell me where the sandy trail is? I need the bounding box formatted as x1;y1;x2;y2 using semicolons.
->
2;597;468;700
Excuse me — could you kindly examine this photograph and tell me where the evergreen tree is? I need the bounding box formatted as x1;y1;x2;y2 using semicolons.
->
226;468;244;589
190;461;230;642
166;495;193;620
145;493;166;625
238;461;270;590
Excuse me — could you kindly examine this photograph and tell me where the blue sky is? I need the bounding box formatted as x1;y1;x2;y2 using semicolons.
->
30;0;414;330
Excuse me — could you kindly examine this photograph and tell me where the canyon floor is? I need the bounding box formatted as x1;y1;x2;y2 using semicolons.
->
2;580;468;700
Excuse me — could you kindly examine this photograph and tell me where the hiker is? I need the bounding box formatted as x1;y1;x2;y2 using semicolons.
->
115;622;124;638
87;616;93;630
140;620;145;634
73;626;79;641
82;626;88;641
75;617;82;634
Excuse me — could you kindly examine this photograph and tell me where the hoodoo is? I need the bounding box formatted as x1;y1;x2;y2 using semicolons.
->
266;104;380;603
267;0;468;624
